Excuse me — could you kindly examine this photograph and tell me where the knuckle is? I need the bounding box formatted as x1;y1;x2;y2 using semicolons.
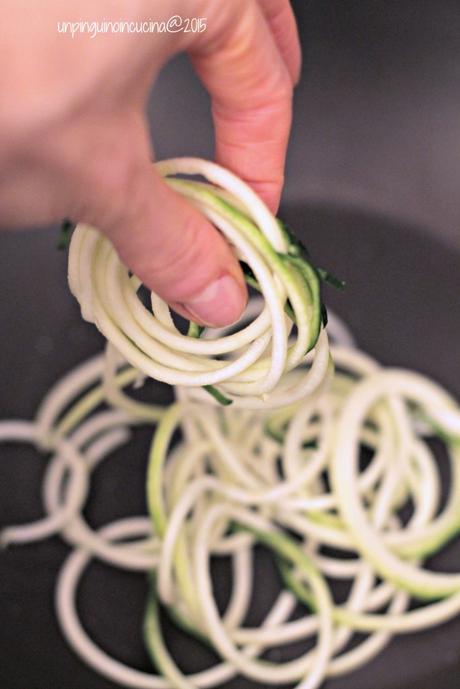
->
84;147;149;230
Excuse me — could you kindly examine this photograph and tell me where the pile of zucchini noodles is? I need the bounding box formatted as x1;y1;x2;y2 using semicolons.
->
2;303;460;689
2;157;460;688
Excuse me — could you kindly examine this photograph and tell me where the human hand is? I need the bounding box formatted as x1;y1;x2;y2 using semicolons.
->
0;0;300;326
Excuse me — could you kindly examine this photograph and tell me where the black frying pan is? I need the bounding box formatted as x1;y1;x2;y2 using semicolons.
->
1;207;459;689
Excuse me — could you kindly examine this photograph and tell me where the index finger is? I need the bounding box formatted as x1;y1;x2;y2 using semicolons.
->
257;0;302;84
188;0;294;212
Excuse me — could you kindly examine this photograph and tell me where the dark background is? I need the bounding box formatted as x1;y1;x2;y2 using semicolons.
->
1;1;460;688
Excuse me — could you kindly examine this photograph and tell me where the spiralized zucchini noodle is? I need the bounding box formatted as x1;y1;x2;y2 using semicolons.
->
68;158;333;408
2;159;460;688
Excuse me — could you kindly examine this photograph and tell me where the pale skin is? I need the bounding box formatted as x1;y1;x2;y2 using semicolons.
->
0;0;301;327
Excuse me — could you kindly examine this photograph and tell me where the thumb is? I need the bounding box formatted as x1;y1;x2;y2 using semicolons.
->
85;153;247;328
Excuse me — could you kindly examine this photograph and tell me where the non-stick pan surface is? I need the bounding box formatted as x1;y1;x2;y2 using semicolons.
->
1;205;459;689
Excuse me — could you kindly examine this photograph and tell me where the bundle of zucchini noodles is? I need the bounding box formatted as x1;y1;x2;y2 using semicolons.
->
2;158;460;688
68;158;335;408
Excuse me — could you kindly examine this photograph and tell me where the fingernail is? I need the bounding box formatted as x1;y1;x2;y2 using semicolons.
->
184;274;247;327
